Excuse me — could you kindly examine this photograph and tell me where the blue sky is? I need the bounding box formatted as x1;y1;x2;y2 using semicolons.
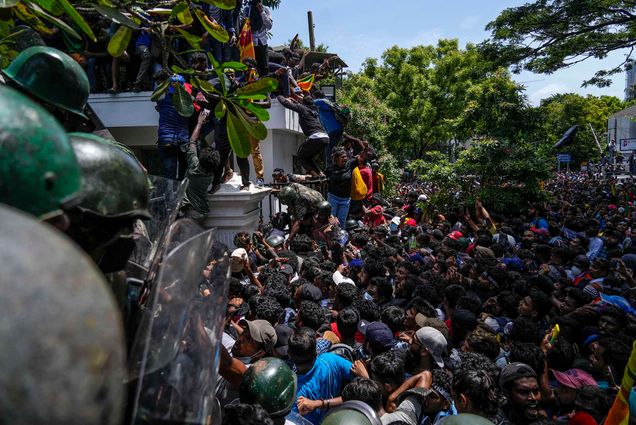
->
269;0;628;105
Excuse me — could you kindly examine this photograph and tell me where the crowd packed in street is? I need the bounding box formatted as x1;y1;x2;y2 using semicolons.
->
2;1;636;425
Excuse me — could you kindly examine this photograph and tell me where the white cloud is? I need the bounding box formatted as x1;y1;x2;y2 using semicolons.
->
527;82;571;105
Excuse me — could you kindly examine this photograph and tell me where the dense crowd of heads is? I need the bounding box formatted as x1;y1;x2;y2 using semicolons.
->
213;173;636;425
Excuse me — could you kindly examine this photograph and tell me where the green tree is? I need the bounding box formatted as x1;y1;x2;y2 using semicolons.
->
340;39;531;159
0;0;280;158
483;0;636;87
532;93;632;165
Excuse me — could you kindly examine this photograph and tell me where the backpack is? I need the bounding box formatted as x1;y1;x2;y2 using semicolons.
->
323;99;351;127
328;343;355;363
334;105;351;126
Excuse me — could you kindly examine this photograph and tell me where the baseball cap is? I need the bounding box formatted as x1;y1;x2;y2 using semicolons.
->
499;362;537;388
414;314;450;341
358;321;394;350
230;248;248;273
239;319;277;353
414;327;447;368
550;368;597;389
279;263;294;277
448;230;463;241
299;284;322;303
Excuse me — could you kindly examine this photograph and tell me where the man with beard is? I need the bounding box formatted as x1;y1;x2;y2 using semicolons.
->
499;363;546;424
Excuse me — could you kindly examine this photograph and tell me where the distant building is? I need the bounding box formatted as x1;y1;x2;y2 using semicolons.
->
608;105;636;153
625;59;636;101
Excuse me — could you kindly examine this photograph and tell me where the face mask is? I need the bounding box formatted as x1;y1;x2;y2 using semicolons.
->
363;291;374;302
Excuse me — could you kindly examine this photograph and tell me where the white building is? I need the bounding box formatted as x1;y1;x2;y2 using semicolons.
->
88;93;305;247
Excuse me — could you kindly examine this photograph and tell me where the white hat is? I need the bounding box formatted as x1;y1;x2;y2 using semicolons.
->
230;248;248;273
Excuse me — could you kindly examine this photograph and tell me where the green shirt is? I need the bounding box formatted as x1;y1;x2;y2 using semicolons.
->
182;142;213;215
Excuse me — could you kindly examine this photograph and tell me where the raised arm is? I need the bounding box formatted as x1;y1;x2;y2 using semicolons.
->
277;95;304;114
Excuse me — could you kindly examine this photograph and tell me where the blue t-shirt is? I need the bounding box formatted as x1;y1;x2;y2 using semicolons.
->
136;29;152;48
293;352;352;424
157;94;189;143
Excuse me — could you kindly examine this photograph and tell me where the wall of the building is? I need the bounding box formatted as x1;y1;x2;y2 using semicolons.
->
608;116;636;151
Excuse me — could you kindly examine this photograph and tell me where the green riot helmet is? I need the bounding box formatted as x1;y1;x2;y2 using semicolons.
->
321;401;382;425
0;86;81;219
3;46;89;119
278;185;298;204
239;357;297;418
345;218;360;231
68;133;151;220
0;205;125;425
317;200;332;215
439;414;495;425
266;234;285;249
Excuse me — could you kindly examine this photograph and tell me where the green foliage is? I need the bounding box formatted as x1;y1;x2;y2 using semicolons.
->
376;149;400;198
339;40;533;160
407;141;552;214
483;0;636;87
107;25;131;57
531;93;634;165
0;0;280;158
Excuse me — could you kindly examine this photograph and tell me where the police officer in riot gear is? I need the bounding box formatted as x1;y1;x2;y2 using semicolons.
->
2;46;91;130
0;85;82;229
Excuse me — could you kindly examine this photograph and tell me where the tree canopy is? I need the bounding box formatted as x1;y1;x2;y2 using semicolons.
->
0;0;281;158
483;0;636;87
340;39;531;159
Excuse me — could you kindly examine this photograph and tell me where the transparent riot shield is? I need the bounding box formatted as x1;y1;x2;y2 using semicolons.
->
126;176;188;280
127;225;230;425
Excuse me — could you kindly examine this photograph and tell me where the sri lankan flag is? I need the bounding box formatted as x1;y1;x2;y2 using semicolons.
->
239;19;255;62
297;74;315;92
606;340;636;424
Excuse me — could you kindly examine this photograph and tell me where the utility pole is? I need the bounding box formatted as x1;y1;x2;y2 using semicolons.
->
307;11;315;51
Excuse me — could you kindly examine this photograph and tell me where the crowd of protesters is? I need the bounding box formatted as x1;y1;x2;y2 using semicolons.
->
210;170;636;425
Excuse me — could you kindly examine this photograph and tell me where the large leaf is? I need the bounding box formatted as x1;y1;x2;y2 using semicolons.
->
206;51;220;70
192;77;223;96
220;61;247;71
25;1;81;40
231;103;267;140
171;64;196;75
175;28;201;50
172;82;195;117
13;3;56;36
56;0;96;42
194;8;229;43
198;0;236;10
0;0;19;8
172;2;192;25
107;25;131;57
236;77;278;96
226;109;252;158
94;4;139;29
33;0;63;15
215;100;227;119
238;100;270;121
151;78;171;101
235;94;267;100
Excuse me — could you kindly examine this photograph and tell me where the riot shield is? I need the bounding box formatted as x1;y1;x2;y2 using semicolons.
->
127;225;230;425
126;176;188;279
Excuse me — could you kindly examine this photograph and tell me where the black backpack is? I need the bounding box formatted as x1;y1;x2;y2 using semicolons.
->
328;343;355;362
